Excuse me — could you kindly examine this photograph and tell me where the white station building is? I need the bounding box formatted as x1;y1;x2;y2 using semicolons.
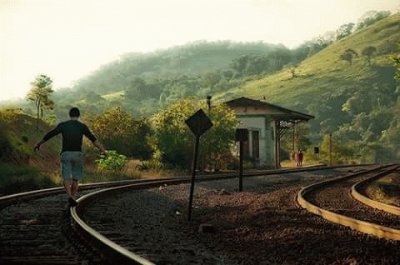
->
225;97;314;168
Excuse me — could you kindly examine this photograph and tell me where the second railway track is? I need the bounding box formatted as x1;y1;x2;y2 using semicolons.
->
298;164;400;240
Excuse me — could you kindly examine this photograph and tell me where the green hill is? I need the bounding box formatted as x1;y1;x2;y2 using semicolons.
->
50;41;293;117
226;14;400;162
0;109;61;195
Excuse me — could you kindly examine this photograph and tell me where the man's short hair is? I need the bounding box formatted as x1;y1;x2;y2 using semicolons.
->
69;107;80;118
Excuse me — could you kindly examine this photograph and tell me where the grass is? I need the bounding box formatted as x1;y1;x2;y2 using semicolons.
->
0;163;60;196
365;175;400;206
217;13;400;111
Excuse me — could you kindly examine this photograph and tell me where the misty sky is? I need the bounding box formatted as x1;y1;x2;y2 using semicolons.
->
1;0;399;101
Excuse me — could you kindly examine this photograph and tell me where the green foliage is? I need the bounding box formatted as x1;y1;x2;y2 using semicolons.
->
0;109;50;163
242;13;400;163
151;98;196;168
316;135;355;164
281;122;312;153
89;107;152;158
49;41;321;118
151;98;238;169
200;103;239;170
390;42;400;79
340;48;358;65
26;74;54;127
96;150;127;171
336;23;355;40
356;10;391;30
362;46;377;65
0;163;58;195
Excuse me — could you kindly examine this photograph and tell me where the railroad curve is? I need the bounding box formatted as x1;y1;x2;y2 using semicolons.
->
297;164;400;240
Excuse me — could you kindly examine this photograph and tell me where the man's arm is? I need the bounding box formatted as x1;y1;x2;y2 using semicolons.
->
93;140;106;154
34;139;46;151
34;125;61;151
83;124;106;153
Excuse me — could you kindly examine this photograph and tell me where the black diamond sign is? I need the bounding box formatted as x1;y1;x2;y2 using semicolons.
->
185;109;213;137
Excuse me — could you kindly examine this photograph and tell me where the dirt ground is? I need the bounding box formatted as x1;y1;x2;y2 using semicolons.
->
83;168;400;265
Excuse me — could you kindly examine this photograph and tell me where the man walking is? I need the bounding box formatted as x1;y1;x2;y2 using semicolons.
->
34;107;105;206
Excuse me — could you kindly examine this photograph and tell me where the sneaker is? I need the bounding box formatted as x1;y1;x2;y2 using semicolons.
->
68;197;78;207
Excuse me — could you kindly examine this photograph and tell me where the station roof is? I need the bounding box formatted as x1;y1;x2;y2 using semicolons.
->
225;97;314;121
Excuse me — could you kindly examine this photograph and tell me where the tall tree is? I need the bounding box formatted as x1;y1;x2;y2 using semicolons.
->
362;46;377;66
26;74;54;129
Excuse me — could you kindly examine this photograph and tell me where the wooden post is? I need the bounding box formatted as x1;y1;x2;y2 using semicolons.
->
239;140;243;192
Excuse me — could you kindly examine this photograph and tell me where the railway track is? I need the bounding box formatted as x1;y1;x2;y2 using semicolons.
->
72;165;377;264
0;179;176;265
298;164;400;240
352;168;400;216
1;164;395;264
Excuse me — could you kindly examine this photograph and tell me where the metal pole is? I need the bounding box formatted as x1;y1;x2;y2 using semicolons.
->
188;135;200;221
239;140;243;192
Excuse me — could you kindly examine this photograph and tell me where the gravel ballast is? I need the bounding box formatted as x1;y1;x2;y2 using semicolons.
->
82;168;400;265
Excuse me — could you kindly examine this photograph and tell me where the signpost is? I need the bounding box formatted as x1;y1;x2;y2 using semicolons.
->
185;109;213;221
235;128;248;192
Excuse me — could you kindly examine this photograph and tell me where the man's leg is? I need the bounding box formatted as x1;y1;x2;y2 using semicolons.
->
71;180;79;199
64;179;73;198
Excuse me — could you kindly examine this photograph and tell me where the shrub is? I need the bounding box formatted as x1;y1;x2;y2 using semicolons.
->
96;150;127;171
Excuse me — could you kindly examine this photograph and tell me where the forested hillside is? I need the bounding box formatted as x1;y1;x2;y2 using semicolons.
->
50;40;324;117
238;13;400;162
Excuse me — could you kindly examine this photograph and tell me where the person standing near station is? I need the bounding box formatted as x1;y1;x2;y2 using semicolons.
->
34;107;105;206
298;149;304;167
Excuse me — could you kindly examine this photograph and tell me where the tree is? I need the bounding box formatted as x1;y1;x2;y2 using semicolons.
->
336;23;355;40
362;46;377;66
151;98;238;169
356;10;391;30
26;74;54;129
90;107;152;158
340;49;358;65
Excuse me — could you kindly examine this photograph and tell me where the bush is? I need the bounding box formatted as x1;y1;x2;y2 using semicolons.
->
96;150;127;171
0;163;59;195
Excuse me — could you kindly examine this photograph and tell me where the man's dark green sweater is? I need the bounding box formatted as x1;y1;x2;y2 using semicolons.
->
43;120;97;153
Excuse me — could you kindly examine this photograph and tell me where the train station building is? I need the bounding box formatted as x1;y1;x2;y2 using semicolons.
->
225;97;314;168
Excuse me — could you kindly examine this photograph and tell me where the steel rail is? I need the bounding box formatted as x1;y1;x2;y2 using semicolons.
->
351;168;400;216
70;164;374;264
0;178;178;207
0;163;363;207
70;179;190;265
297;164;400;240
